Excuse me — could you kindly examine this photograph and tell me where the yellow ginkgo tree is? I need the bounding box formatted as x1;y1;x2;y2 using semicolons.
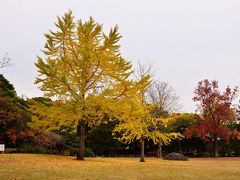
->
114;106;183;162
148;117;184;158
113;64;183;162
35;10;137;160
113;73;152;162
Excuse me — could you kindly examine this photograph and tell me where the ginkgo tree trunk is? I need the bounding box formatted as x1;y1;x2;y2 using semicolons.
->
35;10;135;160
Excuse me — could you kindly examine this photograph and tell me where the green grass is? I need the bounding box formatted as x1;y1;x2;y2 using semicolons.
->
0;154;240;180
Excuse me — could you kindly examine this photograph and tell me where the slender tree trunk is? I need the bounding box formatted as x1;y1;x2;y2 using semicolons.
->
179;140;182;153
50;132;53;154
77;121;85;160
213;135;218;158
157;141;162;158
140;136;145;162
222;145;226;157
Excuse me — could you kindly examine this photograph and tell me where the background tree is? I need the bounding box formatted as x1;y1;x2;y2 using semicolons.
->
35;11;135;160
147;81;182;118
0;53;11;69
86;121;123;156
186;79;239;157
28;98;63;132
147;81;182;158
166;113;205;156
0;74;31;147
225;110;240;156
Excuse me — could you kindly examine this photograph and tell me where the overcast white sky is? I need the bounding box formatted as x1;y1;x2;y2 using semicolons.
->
0;0;240;112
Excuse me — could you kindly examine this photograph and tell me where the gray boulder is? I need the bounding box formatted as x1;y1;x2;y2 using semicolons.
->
164;152;188;161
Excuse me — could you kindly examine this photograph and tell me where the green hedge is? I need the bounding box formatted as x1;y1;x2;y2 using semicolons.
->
18;145;49;154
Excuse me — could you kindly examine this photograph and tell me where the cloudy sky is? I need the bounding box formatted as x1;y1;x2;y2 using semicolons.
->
0;0;240;112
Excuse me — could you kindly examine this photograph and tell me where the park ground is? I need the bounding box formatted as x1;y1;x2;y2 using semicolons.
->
0;154;240;180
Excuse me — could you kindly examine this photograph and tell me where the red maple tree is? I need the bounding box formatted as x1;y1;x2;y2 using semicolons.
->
186;79;240;157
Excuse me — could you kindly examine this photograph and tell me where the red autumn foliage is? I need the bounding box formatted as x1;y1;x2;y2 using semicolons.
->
0;96;29;145
23;129;65;150
24;129;51;147
186;79;240;142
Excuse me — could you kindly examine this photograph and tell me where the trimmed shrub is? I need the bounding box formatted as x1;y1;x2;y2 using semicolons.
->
84;147;95;157
69;147;95;157
18;145;49;154
69;147;78;156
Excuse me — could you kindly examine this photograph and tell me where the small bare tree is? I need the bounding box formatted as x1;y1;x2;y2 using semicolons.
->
147;81;182;158
0;53;11;69
148;81;182;116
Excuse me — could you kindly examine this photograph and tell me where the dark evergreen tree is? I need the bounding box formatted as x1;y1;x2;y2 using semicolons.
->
0;74;31;147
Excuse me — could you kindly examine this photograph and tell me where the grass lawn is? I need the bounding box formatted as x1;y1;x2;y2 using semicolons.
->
0;154;240;180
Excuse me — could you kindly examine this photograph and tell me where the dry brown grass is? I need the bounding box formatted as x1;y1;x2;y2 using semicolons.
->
0;154;240;179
